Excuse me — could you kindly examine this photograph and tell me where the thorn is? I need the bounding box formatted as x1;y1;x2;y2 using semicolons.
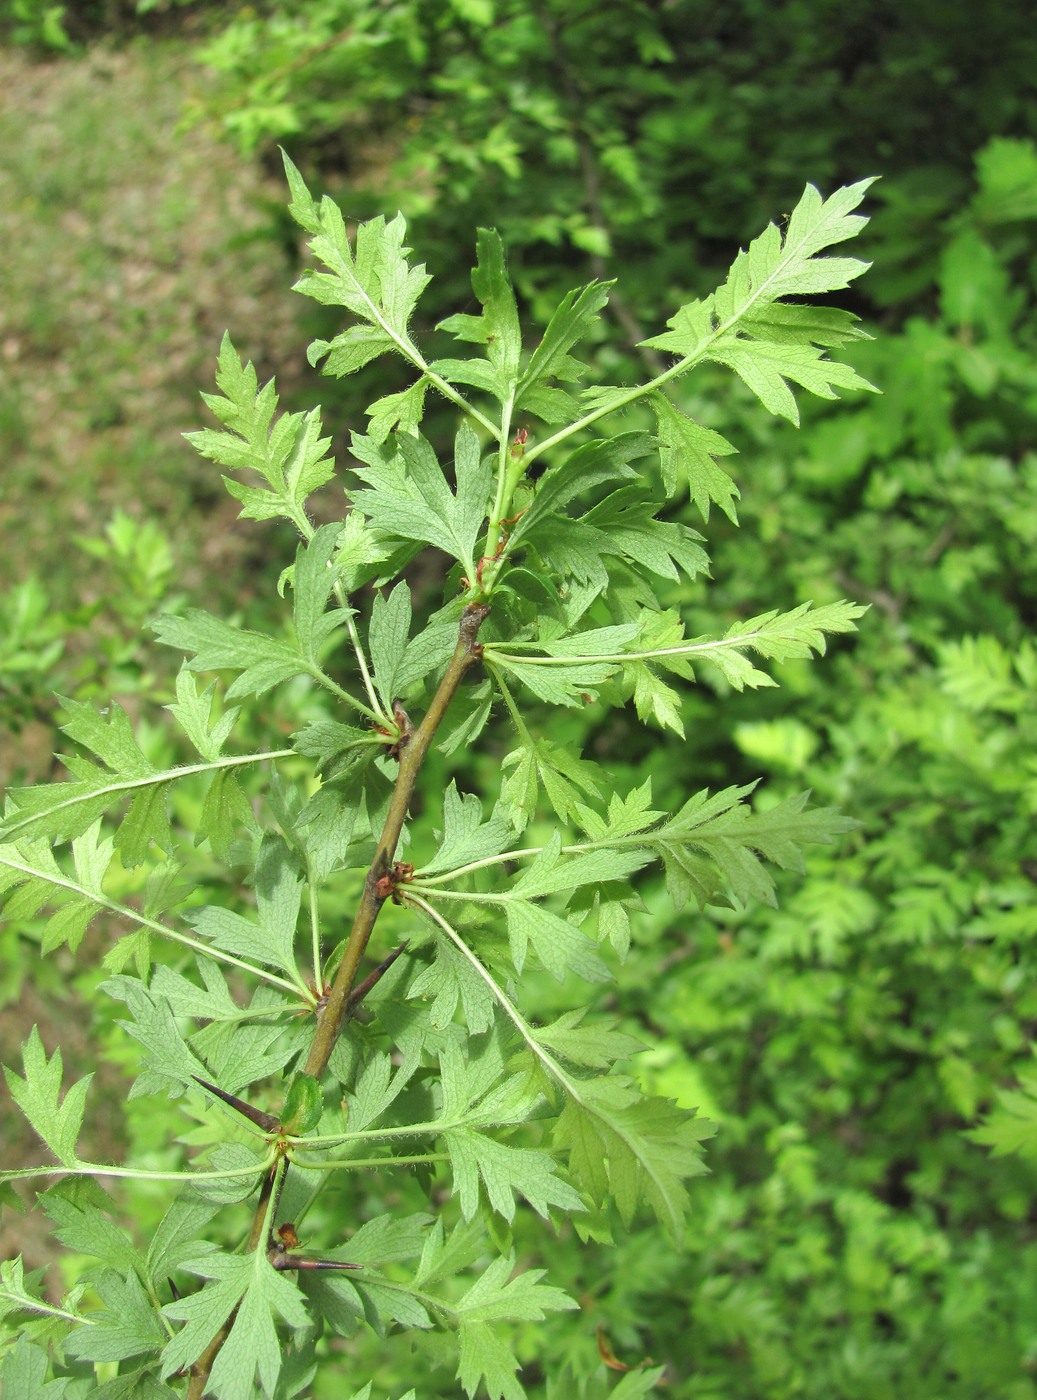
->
347;940;410;1013
191;1076;280;1133
267;1222;363;1272
268;1251;363;1273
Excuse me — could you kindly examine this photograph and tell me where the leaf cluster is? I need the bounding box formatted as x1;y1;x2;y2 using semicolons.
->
0;166;873;1398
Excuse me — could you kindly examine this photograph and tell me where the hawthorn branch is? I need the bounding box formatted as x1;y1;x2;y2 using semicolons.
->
186;601;488;1399
303;601;489;1076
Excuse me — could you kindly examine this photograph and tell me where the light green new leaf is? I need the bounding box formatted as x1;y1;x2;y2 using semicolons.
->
291;522;350;664
485;623;637;708
650;395;740;522
643;180;877;429
162;1251;308;1399
968;1049;1037;1160
408;931;497;1034
554;1076;712;1240
166;669;239;762
655;785;859;910
673;601;869;691
287;151;431;348
517;280;612;410
4;1027;90;1167
188;333;335;523
505;898;610;983
573;778;664;841
710;338;876;425
499;733;601;831
117;782;174;868
57;696;153;778
506;432;651;551
152;609;304;700
102;977;210;1093
44;1194;145;1279
368;581;412;710
532;1010;645;1071
366;377;430;442
455;1256;577;1400
333;510;392;593
418;783;513;878
351;427;491;576
445;1126;584;1222
438;228;522;399
509;833;650;901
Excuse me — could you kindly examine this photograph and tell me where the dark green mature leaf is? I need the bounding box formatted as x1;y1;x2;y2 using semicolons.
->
350;426;492;576
0;1336;72;1399
64;1270;164;1364
162;1252;309;1400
